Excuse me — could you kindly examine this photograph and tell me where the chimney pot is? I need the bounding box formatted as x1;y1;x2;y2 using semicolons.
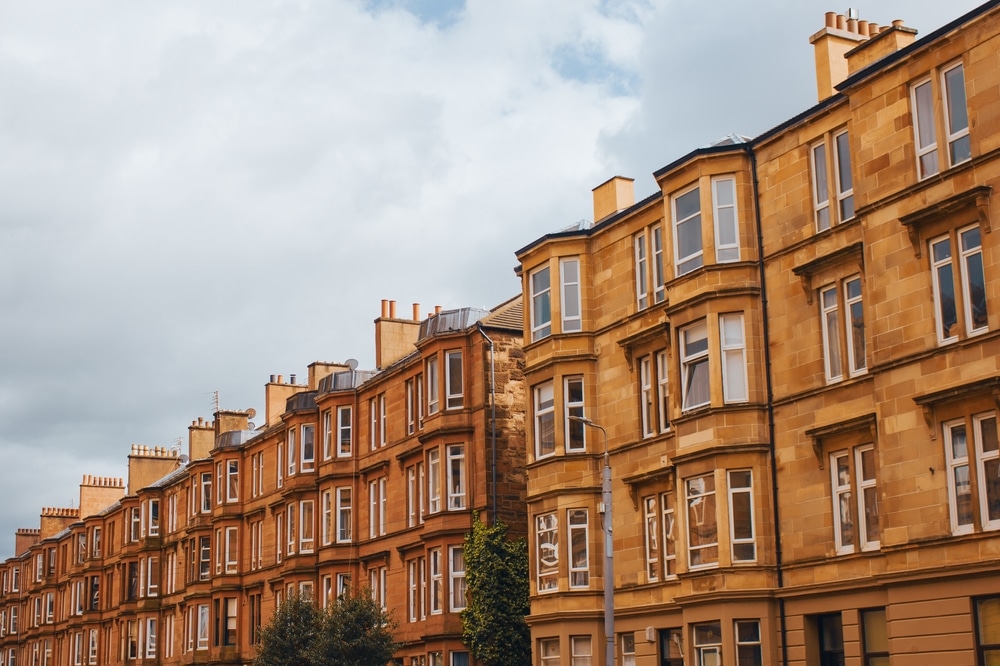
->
381;299;389;318
389;300;397;318
825;11;836;28
847;18;858;33
836;13;846;30
858;20;869;36
413;303;421;321
290;374;297;384
277;375;283;384
892;19;904;28
435;305;442;315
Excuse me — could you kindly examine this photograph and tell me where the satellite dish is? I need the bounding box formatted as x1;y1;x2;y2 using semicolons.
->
178;454;190;464
346;358;359;370
246;408;257;419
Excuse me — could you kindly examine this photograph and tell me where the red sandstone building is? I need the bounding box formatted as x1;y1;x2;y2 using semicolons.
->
0;298;525;666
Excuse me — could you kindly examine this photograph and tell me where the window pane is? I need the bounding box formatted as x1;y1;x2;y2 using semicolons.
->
979;597;1000;644
863;609;888;653
961;227;988;331
945;65;969;134
915;80;936;149
675;187;703;274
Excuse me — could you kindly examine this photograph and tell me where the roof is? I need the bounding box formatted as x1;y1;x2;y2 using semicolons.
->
480;294;523;332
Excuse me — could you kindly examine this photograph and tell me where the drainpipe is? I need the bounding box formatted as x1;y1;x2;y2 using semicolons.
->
477;322;498;526
746;142;788;666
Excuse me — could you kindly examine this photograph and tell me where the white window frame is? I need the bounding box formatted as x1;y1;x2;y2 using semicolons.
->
622;633;636;666
564;376;586;452
449;546;466;612
673;184;703;275
428;449;441;514
811;140;831;231
369;397;379;451
568;508;589;589
536;512;559;592
145;618;157;659
446;444;466;510
368;481;378;539
299;500;314;553
427;356;440;415
634;232;649;310
844;276;866;377
942;61;971;168
833;130;855;222
735;620;762;666
661;491;677;579
286;503;296;556
446;350;464;410
430;548;443;615
728;470;756;562
407;466;418;527
321;490;332;546
652;226;666;304
226;460;239;502
686;474;718;569
640;355;654;438
820;284;844;382
300;425;315;472
406;379;415;435
379;393;386;446
337;405;352;457
712;175;739;263
531;265;552;341
322;409;333;460
945;413;1000;535
912;76;939;179
680;320;710;411
561;257;582;332
959;225;989;338
856;445;879;551
571;636;592;666
286;428;296;476
534;381;555;458
643;495;660;582
974;412;1000;531
720;313;748;403
656;350;670;433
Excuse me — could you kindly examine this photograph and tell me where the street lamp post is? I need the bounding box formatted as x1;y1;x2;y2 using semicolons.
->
569;416;613;666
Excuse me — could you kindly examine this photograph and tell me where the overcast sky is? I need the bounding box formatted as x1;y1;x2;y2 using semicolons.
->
0;0;982;557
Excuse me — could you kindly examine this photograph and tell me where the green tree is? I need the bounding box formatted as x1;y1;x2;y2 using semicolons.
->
461;514;531;666
253;590;398;666
310;589;400;666
253;593;321;666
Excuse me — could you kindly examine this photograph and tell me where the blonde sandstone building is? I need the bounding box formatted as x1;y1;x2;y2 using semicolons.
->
0;298;526;666
516;2;1000;665
5;3;1000;666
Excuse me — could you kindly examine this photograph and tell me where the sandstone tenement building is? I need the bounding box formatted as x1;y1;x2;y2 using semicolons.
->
5;2;1000;665
0;297;525;666
516;2;1000;665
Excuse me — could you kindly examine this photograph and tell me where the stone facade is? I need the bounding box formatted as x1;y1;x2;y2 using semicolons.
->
0;297;525;666
517;3;1000;665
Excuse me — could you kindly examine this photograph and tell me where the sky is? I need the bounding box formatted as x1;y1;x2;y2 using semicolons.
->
0;0;984;556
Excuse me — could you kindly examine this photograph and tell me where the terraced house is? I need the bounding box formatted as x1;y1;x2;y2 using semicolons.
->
0;297;526;666
516;3;1000;665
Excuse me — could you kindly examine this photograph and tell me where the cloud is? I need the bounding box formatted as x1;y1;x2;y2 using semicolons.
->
0;0;984;556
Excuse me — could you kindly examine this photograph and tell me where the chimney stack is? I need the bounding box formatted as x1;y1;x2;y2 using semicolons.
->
374;298;421;370
810;10;916;101
592;176;635;223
